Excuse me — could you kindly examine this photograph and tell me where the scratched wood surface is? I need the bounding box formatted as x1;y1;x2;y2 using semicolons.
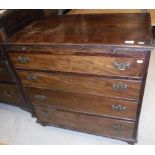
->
17;70;142;100
3;13;153;48
9;52;146;78
35;106;135;140
25;87;138;120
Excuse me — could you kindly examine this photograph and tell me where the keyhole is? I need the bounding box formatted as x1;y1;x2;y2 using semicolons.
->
69;78;73;82
74;97;77;103
66;58;70;64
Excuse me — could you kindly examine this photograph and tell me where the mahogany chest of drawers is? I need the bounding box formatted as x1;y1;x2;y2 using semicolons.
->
0;13;153;144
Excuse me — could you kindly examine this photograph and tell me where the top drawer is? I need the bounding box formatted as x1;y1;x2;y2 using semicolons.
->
9;52;146;78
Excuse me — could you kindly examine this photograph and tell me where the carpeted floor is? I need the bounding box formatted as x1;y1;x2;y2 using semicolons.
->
0;48;155;145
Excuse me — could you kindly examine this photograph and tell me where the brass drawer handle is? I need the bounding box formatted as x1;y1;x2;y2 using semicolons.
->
113;62;130;71
112;104;126;111
4;90;14;97
113;82;128;91
41;111;49;117
35;94;46;100
112;124;125;131
18;55;31;64
26;74;38;81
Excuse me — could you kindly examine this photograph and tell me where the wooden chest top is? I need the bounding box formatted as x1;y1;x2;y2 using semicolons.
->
3;13;153;49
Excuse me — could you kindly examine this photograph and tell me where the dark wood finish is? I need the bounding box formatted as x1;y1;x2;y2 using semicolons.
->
0;10;44;41
0;12;153;144
25;87;138;120
0;50;16;83
0;47;31;109
3;13;152;49
9;52;146;78
17;70;142;100
4;46;149;57
0;83;26;106
34;106;135;141
0;60;15;83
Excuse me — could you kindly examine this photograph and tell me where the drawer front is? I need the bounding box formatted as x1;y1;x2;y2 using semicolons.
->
35;106;135;140
26;87;138;120
0;83;25;106
9;53;145;78
17;71;141;100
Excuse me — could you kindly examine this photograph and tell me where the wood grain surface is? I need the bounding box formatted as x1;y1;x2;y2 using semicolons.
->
0;50;15;83
35;106;135;140
25;87;138;120
3;14;153;48
17;70;142;100
0;83;26;106
9;52;146;78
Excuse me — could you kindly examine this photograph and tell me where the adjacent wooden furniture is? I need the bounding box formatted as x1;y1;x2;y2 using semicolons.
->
0;12;153;144
0;10;44;110
0;47;28;108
